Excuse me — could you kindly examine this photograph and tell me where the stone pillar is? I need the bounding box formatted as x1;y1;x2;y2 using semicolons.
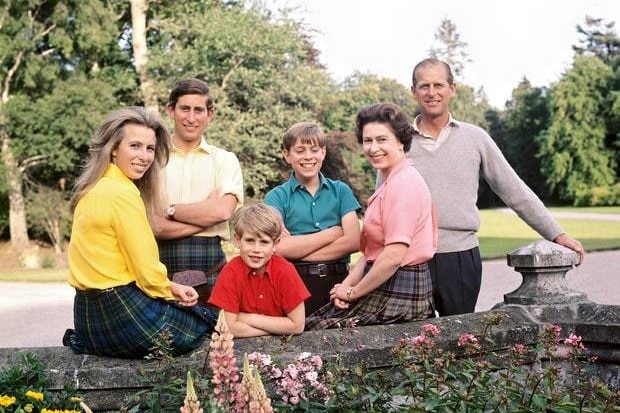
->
503;239;586;305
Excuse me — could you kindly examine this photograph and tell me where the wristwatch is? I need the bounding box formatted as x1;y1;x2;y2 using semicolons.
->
166;204;176;219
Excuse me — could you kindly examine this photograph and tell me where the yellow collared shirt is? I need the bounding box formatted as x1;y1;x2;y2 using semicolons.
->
163;138;244;239
68;164;173;299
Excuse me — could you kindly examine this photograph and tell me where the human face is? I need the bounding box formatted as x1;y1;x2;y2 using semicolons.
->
111;124;156;180
361;122;405;177
166;94;214;149
283;139;326;185
235;231;278;274
412;64;456;119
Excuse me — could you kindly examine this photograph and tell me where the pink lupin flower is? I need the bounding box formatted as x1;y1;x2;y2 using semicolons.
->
180;371;203;413
241;353;273;413
209;310;242;408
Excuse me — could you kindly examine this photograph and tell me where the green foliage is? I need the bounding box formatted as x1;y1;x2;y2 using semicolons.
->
451;84;490;129
125;329;189;412
539;55;617;204
0;353;84;412
503;78;552;199
573;16;620;66
25;185;72;252
572;182;620;207
145;0;335;196
324;72;417;133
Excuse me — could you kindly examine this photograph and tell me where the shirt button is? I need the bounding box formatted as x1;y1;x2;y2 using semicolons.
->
312;202;316;206
315;222;319;226
259;294;264;299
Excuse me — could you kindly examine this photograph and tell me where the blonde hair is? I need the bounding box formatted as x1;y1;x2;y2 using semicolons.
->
71;107;170;215
232;204;283;241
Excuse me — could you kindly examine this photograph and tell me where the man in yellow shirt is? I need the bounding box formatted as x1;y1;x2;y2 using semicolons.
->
151;78;244;303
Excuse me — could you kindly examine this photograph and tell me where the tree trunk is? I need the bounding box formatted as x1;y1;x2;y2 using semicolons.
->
130;0;158;111
1;132;30;252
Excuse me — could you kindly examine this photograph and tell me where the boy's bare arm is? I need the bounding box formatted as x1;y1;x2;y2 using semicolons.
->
275;226;343;260
223;311;270;338
300;211;360;261
237;303;306;335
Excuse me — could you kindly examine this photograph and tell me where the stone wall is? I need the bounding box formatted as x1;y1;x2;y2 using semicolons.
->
1;241;618;411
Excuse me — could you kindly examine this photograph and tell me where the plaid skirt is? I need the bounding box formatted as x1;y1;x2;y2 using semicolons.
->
63;283;217;358
158;236;226;287
305;262;434;330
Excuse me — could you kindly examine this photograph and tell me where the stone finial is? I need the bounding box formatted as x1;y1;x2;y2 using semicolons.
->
503;240;586;305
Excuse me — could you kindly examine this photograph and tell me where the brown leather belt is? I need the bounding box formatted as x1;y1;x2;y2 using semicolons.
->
294;262;349;277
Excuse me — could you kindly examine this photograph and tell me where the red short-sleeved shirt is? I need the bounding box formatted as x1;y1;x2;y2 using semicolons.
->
208;255;311;316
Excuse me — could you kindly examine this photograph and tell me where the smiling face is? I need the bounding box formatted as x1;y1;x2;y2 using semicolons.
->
362;122;405;177
235;231;278;274
412;63;456;120
166;94;214;150
283;139;326;186
111;123;156;180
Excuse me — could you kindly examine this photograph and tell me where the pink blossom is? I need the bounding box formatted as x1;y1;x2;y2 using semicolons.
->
512;343;527;354
564;334;586;350
458;333;479;347
421;323;441;337
289;396;300;405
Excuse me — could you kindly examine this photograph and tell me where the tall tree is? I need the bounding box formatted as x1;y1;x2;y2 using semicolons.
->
0;0;131;252
573;16;620;180
573;16;620;66
503;78;551;199
145;0;335;197
539;55;616;204
129;0;158;110
428;17;471;78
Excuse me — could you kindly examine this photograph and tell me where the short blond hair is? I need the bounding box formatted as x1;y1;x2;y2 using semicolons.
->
232;203;283;241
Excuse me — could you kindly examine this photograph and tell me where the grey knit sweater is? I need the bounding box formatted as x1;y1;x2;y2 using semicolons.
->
407;119;564;253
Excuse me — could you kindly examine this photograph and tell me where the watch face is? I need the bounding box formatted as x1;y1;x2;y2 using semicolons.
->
167;206;176;217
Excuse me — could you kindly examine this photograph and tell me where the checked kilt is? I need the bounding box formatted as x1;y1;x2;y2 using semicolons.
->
305;262;435;330
63;283;217;358
158;236;226;288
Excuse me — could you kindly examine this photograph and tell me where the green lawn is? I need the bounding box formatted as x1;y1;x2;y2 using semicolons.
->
478;208;620;259
1;206;618;281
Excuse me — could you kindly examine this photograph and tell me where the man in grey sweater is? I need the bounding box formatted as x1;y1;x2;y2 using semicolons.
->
401;58;585;316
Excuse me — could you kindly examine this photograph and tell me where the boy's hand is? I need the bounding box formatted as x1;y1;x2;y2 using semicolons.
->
170;282;199;306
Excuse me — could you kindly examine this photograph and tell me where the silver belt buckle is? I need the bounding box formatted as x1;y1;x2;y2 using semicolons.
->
317;263;327;277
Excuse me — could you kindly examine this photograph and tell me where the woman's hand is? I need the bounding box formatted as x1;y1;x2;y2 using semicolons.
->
170;282;199;306
330;283;355;309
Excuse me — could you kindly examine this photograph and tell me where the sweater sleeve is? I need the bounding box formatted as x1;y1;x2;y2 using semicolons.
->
478;131;564;241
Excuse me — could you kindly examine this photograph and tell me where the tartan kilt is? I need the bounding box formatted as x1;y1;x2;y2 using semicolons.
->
305;262;434;330
158;236;226;287
65;283;217;358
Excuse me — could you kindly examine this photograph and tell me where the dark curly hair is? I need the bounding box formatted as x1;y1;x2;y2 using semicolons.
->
355;103;414;152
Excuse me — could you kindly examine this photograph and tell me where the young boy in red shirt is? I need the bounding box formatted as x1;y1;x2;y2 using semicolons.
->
208;203;311;337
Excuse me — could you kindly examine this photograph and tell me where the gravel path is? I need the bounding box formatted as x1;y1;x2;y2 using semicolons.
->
1;250;618;348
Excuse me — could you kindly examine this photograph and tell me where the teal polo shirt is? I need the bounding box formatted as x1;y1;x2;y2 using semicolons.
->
264;172;361;237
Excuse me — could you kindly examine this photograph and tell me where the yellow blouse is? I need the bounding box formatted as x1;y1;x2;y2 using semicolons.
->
68;164;173;300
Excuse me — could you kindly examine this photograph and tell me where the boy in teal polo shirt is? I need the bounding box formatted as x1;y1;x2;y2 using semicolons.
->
264;122;361;315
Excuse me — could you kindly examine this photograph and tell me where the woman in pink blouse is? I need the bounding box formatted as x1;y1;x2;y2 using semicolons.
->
306;103;437;329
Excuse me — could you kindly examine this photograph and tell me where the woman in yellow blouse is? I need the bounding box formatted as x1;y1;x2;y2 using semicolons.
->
63;107;216;358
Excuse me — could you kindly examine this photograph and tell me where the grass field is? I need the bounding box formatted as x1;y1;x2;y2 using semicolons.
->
0;206;618;281
478;208;620;259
